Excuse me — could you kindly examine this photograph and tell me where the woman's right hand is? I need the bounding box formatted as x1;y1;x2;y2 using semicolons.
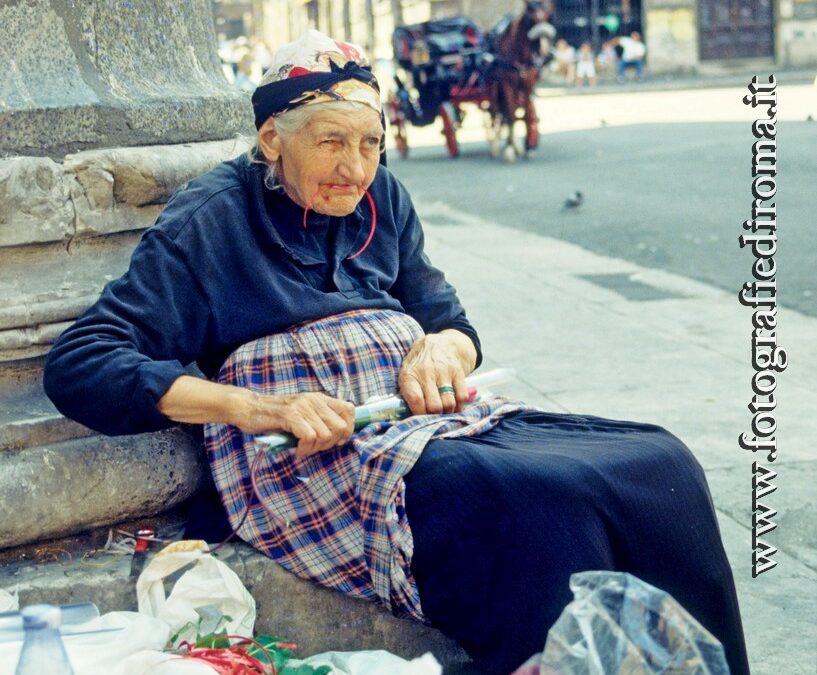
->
235;391;355;458
157;376;355;458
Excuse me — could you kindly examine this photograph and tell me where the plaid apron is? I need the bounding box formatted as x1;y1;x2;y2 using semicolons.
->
204;308;534;620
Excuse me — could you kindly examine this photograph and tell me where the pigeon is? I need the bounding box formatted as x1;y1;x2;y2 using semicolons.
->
562;191;584;211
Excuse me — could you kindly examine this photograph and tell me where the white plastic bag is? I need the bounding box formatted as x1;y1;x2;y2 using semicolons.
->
0;590;18;613
4;540;441;675
136;540;255;643
113;649;443;675
113;648;216;674
299;650;442;675
101;540;257;674
1;541;245;675
0;611;169;675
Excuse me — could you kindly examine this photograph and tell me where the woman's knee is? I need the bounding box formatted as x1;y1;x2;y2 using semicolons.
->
636;425;707;481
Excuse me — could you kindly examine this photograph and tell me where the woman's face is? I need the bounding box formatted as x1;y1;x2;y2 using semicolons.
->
261;107;383;217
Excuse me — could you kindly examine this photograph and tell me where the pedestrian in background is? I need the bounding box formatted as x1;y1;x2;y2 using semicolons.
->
553;38;576;85
575;41;597;86
596;39;618;78
613;31;646;82
233;54;257;92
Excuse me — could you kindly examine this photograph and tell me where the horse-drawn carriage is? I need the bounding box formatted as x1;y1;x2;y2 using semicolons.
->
386;1;555;161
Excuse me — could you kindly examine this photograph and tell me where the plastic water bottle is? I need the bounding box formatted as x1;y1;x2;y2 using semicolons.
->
0;602;99;641
14;604;75;674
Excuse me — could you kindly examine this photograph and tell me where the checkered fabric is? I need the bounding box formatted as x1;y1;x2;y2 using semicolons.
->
204;308;535;620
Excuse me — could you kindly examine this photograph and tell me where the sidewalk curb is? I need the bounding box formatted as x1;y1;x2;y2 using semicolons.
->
536;68;815;98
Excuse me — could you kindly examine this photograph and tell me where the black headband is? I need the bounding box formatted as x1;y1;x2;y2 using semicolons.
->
251;60;380;129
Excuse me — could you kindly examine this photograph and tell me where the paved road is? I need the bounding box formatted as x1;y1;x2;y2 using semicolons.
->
389;83;816;317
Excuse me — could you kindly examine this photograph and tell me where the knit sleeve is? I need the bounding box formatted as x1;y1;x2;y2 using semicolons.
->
43;228;212;436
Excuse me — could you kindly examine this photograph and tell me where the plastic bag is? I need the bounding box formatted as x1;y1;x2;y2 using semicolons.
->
514;571;730;675
136;539;255;643
0;590;18;613
114;648;442;675
299;650;442;675
107;540;257;674
3;540;440;675
113;648;215;674
0;611;169;675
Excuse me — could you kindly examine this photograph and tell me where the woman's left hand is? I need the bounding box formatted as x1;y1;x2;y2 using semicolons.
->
398;329;477;415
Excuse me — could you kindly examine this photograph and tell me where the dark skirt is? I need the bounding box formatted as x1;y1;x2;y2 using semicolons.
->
404;411;750;675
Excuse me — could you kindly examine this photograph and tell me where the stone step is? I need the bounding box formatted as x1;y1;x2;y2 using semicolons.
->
0;411;92;453
0;540;469;668
0;359;93;451
0;140;248;363
0;235;139;362
0;427;207;549
0;0;252;157
0;138;250;550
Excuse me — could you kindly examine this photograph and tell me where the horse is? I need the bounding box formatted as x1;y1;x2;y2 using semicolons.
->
486;0;555;162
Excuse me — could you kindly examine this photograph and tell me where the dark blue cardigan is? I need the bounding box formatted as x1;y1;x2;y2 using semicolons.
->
43;155;481;436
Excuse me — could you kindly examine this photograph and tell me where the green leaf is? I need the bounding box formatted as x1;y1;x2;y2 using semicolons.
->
244;634;329;673
245;634;297;669
168;620;198;647
195;629;231;649
279;664;332;675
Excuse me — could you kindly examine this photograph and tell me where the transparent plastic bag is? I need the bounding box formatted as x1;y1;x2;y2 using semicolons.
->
514;571;730;675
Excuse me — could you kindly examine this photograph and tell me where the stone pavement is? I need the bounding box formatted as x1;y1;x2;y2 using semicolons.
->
535;65;816;98
417;202;817;675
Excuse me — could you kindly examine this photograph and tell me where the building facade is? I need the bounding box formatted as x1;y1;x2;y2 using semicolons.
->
213;1;520;57
645;0;817;73
212;0;817;74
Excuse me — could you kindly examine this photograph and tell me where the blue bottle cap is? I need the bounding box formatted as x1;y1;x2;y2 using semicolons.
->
20;605;61;630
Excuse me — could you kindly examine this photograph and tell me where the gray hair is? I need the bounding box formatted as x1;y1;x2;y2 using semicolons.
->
247;100;375;191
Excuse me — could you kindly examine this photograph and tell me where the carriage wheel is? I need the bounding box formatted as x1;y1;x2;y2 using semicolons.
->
394;117;409;159
525;99;539;152
387;95;409;159
439;101;460;158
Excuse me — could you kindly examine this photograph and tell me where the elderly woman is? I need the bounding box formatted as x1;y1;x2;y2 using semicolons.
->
44;31;749;675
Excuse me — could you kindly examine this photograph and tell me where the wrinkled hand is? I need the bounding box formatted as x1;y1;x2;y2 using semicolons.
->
398;332;472;415
236;391;355;458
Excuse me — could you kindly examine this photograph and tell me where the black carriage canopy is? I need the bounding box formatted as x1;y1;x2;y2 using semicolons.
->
393;17;483;69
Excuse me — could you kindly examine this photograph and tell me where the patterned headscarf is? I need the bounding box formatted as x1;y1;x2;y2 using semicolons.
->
252;29;381;129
